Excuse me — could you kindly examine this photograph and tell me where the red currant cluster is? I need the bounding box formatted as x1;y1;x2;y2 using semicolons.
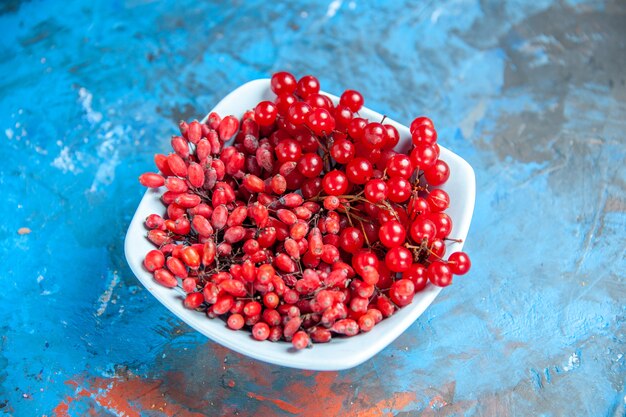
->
138;72;471;350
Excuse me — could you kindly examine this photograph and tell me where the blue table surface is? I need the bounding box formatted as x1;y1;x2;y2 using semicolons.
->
1;0;625;416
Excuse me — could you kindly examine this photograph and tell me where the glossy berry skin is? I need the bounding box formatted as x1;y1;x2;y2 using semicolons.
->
424;159;450;186
271;71;297;95
254;101;278;126
296;75;320;98
339;90;364;112
275;139;302;163
334;105;353;130
383;124;400;149
139;173;165;188
408;197;430;218
362;122;386;149
307;108;335;136
352;250;379;275
364;179;387;203
288;102;313;125
378;220;406;248
339;227;365;253
410;116;434;133
292;331;311;350
252;322;270;340
330;139;356;164
409;218;437;244
227;313;245;330
348;118;367;140
306;93;333;111
297;153;324;178
322;170;349;196
386;154;414;179
386;177;412;203
301;177;323;198
448;251;471;275
410;144;438;169
390;279;415;307
429;239;446;261
385;246;412;272
345;157;373;184
427;261;453;287
404;264;428;292
429;212;453;238
426;189;450;212
411;124;437;145
275;93;297;115
144;250;165;272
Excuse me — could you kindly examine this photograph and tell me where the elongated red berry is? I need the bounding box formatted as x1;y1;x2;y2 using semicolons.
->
154;269;177;288
139;173;165;188
144;250;165;272
218;116;239;141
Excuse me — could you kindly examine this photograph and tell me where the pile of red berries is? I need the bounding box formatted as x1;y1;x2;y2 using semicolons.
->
138;72;471;350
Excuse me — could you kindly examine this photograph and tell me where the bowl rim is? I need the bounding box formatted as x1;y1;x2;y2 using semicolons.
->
124;78;475;371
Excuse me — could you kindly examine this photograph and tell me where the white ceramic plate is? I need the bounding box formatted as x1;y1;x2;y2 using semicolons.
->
124;79;475;371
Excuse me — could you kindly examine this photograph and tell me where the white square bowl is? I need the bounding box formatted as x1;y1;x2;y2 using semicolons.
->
124;79;475;371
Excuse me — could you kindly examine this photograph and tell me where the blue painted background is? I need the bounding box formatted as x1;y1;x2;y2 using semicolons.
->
1;0;625;415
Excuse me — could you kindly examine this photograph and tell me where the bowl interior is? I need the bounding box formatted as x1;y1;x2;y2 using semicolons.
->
124;79;475;371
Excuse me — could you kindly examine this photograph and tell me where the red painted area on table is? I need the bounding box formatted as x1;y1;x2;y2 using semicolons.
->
353;392;417;417
244;372;417;417
247;392;303;414
51;372;422;416
51;376;206;417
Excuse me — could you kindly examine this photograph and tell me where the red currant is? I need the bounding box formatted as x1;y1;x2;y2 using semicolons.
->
288;102;313;125
386;154;414;179
427;261;452;287
378;220;406;248
364;179;387;203
330;139;356;164
297;153;324;178
383;124;400;149
306;93;333;111
301;177;323;198
411;124;437;145
424;159;450;186
296;75;320;98
386;177;411;203
275;139;302;163
348;117;367;140
410;144;438;169
275;93;297;115
429;238;446;261
410;116;434;133
448;251;471;275
362;122;386;149
404;264;428;292
409;217;437;243
339;90;364;112
307;108;335;136
339;227;365;253
322;170;349;196
346;157;373;184
429;212;452;238
385;246;412;272
254;101;278;126
334;105;353;130
390;279;415;307
426;189;450;212
271;71;297;95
